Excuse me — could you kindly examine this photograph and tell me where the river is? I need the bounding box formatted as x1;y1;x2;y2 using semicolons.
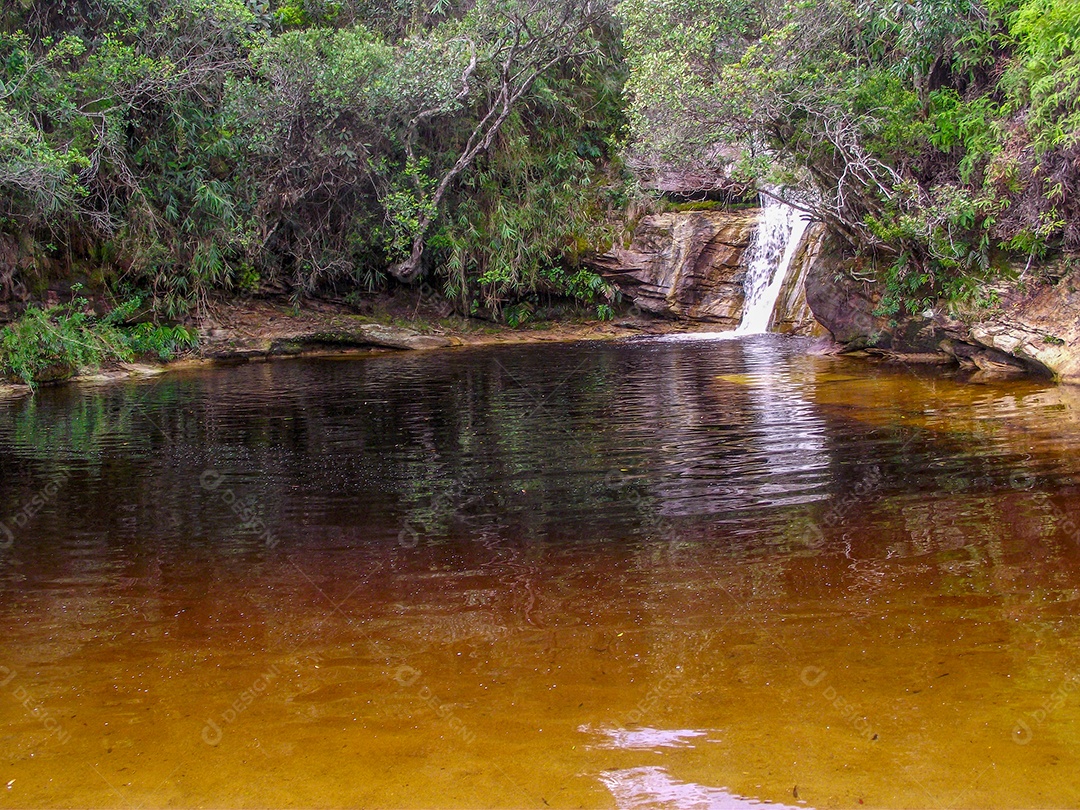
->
2;334;1080;807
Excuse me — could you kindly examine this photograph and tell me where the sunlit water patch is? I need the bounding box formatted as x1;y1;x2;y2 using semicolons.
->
599;767;802;810
578;725;711;751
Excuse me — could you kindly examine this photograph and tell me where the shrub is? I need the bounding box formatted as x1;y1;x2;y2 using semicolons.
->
0;299;131;386
0;292;200;387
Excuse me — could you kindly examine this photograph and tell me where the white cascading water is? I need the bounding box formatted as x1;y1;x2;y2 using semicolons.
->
735;197;811;335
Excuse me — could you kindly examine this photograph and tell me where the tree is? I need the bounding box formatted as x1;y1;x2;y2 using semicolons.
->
385;0;613;282
0;0;625;316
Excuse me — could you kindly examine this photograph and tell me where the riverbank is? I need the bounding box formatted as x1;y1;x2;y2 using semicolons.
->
5;277;1070;401
0;295;700;398
194;298;691;354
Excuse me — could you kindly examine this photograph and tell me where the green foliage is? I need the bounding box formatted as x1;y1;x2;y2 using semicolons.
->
503;300;534;328
0;290;199;386
0;33;93;227
227;2;623;306
438;81;625;314
124;322;200;359
6;0;1080;331
1003;0;1080;151
0;0;625;322
0;295;131;386
383;158;440;262
619;0;1080;306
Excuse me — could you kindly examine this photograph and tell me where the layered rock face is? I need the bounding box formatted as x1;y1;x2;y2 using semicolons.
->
772;222;828;336
589;210;756;326
965;269;1080;381
802;232;1080;380
590;201;1079;381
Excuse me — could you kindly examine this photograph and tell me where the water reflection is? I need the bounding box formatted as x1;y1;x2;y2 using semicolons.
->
579;725;710;751
599;767;801;810
2;337;1080;806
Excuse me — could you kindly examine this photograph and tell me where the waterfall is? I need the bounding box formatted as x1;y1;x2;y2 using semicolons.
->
736;198;811;335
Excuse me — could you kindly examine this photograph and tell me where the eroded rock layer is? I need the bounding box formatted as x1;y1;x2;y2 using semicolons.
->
590;210;757;326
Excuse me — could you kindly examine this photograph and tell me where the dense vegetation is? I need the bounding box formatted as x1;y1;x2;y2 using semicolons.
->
2;0;1079;375
0;288;197;386
620;0;1080;311
0;0;624;326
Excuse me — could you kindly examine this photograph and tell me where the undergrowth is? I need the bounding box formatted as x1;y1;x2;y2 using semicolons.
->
0;290;199;388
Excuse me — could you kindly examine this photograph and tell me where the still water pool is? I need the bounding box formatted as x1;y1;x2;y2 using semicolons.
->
3;334;1080;808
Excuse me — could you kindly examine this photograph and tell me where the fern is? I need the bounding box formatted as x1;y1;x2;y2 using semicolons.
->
0;302;132;387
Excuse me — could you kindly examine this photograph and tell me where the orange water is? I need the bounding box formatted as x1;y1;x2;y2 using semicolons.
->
2;336;1080;807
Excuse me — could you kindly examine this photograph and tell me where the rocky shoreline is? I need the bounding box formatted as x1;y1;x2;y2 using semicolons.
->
0;298;697;398
4;206;1079;398
590;205;1080;383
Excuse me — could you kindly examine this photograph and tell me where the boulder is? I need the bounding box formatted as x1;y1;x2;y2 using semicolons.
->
340;323;452;351
803;232;893;346
200;319;453;360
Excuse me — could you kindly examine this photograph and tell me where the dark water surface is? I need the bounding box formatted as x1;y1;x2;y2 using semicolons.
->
3;335;1080;808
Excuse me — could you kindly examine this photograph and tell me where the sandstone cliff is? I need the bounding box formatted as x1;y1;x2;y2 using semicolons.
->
589;210;756;326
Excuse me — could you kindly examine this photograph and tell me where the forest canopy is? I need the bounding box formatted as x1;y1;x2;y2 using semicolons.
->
1;0;1078;320
0;0;624;317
